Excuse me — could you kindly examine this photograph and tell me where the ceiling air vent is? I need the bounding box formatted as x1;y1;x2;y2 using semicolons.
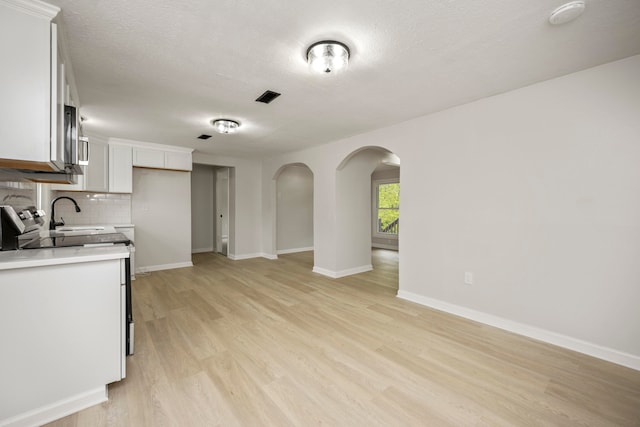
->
255;90;281;104
197;134;212;140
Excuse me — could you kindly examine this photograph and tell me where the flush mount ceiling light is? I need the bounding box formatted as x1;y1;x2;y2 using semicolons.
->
549;1;585;25
211;119;240;134
306;40;350;74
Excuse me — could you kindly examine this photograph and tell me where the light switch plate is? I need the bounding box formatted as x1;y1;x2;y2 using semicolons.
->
464;272;473;285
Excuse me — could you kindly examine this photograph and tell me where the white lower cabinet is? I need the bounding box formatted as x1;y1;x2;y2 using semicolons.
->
0;256;126;426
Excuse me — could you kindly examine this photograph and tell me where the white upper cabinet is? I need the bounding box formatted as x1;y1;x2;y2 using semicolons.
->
86;140;109;192
0;0;62;170
132;146;192;171
52;138;109;192
109;143;133;193
133;148;165;169
164;151;192;171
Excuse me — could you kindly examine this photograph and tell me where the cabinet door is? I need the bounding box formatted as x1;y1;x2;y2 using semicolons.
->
51;23;66;168
0;4;52;165
0;259;123;422
50;140;107;192
165;151;192;171
109;144;133;193
86;141;109;192
133;148;165;168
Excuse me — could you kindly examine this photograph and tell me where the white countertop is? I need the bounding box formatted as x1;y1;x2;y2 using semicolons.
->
62;223;135;228
0;245;129;271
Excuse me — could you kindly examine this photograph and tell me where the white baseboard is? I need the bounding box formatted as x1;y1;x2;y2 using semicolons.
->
136;261;193;274
397;290;640;371
372;243;398;250
337;264;373;278
313;264;373;279
1;386;107;427
277;246;314;255
192;246;214;254
312;266;335;277
227;253;278;261
229;253;257;260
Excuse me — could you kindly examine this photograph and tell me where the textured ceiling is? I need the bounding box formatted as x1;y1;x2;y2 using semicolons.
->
48;0;640;158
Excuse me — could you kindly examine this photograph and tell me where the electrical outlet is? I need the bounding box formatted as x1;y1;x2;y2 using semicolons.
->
464;272;473;285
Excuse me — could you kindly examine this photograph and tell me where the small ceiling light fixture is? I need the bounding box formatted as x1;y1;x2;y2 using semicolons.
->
306;40;350;74
549;1;585;25
211;119;240;134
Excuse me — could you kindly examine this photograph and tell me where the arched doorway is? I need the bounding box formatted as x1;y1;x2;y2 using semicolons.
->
273;163;314;261
335;146;400;289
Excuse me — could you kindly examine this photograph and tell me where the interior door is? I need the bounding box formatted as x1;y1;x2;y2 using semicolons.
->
216;168;229;255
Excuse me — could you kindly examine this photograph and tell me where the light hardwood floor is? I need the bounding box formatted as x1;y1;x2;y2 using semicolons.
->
47;249;640;426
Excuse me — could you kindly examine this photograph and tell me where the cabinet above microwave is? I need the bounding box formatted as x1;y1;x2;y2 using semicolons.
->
0;0;85;182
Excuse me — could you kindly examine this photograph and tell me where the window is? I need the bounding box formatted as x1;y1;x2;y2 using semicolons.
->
374;181;399;235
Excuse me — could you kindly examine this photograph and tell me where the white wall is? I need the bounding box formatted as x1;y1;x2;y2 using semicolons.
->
132;168;193;272
397;55;640;366
191;164;215;253
262;156;335;270
335;149;386;272
192;153;262;259
276;165;313;253
260;55;640;369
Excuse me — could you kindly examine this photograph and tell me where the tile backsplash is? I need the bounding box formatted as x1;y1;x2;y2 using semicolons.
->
0;180;37;211
52;191;132;225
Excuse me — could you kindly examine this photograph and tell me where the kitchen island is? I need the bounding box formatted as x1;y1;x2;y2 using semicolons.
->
0;245;129;427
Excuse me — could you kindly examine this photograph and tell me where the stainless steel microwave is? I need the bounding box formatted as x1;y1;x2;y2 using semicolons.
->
63;105;89;172
0;105;89;183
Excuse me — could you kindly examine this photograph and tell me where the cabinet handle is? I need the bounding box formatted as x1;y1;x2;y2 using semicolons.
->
78;136;89;166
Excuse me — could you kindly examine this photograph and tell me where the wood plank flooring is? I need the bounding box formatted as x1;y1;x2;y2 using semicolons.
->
47;249;640;426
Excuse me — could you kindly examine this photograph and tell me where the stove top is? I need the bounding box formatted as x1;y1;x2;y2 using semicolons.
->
20;232;131;249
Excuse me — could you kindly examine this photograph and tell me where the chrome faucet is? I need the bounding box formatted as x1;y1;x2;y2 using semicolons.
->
50;196;82;230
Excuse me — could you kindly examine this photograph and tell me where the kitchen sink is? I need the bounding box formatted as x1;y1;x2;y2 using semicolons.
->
54;225;117;236
56;226;105;231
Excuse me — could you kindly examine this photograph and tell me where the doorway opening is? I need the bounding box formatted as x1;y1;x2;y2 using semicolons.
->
216;167;230;255
274;163;314;259
371;163;399;251
336;146;400;289
191;164;232;257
